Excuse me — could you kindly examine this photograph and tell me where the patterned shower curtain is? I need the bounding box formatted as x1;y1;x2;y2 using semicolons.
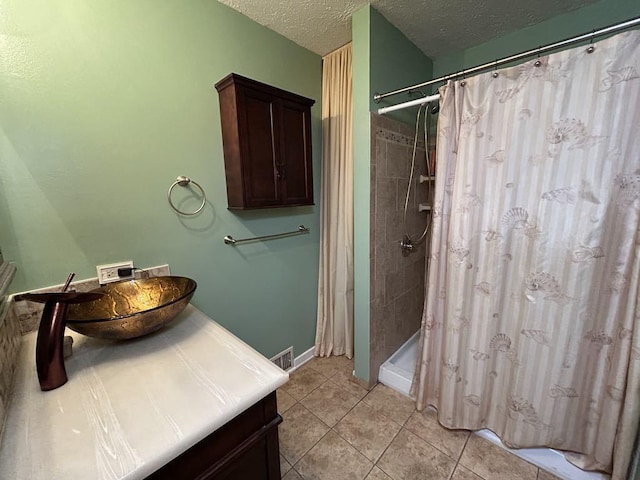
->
412;30;640;478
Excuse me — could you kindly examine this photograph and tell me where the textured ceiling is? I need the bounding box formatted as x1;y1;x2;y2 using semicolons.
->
217;0;601;57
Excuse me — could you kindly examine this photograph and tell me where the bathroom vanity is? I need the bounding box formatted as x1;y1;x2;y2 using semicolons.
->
0;305;288;479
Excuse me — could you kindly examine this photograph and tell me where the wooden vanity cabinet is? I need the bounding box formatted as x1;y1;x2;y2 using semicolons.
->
146;391;282;480
215;73;315;209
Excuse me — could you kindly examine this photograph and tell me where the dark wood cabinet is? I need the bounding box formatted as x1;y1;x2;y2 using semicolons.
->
215;73;315;209
146;391;282;480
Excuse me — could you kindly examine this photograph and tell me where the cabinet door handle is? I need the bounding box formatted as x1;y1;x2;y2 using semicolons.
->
279;163;286;181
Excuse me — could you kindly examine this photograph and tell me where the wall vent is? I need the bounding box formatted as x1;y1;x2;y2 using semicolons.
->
270;347;294;371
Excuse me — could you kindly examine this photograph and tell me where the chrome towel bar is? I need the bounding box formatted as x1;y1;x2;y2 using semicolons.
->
224;225;310;246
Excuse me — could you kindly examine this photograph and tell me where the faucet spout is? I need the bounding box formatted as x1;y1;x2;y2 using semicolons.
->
19;291;103;391
36;300;71;390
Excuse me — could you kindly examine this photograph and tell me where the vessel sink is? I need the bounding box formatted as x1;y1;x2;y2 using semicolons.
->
66;276;197;340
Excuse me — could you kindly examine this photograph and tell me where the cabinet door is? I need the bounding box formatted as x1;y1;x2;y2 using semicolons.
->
145;392;282;480
239;88;281;207
279;99;313;206
216;73;315;209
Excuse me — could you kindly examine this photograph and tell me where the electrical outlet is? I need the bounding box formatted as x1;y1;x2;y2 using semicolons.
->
96;261;134;284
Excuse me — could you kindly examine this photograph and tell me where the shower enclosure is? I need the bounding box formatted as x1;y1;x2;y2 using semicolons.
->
373;101;608;480
373;107;609;477
368;112;430;384
369;18;640;480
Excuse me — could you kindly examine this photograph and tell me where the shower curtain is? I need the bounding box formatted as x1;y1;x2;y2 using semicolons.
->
412;30;640;478
315;43;354;358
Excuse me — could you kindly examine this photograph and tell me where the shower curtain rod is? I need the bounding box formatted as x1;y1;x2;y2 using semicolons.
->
374;15;640;114
377;93;440;115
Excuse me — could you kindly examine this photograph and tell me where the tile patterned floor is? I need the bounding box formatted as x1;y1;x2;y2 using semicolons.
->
278;356;562;480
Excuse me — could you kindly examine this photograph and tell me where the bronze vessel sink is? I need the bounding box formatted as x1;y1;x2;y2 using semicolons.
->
66;276;197;340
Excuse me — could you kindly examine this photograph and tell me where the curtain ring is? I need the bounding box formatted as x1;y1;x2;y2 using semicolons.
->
534;47;542;67
492;60;499;78
167;176;207;216
460;70;466;87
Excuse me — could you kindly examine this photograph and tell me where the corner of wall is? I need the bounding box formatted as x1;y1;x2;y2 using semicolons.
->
368;6;434;126
351;4;372;384
351;4;434;386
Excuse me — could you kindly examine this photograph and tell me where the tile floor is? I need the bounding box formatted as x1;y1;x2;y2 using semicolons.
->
277;355;562;480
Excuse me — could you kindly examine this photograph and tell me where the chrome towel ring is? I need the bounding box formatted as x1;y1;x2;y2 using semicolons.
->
167;176;206;216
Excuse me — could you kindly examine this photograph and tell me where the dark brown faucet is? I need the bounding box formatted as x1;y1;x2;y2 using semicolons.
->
18;291;102;391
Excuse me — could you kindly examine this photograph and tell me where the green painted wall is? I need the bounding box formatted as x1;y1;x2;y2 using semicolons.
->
351;5;433;383
434;0;640;77
369;8;434;124
0;0;322;359
352;6;372;383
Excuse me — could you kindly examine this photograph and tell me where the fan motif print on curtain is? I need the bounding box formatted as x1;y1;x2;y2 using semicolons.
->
412;30;640;479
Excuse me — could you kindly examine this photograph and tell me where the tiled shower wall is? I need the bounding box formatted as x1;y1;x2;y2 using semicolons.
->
369;112;433;383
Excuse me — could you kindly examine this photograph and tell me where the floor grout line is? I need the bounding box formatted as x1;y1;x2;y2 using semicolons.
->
295;375;401;478
445;433;473;480
282;365;368;476
281;358;561;480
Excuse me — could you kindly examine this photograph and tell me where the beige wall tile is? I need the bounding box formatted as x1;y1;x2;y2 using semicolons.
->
369;114;429;385
386;142;411;179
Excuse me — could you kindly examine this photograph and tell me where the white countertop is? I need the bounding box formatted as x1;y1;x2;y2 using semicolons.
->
0;304;289;480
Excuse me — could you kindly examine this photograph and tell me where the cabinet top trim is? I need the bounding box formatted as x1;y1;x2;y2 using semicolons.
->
214;73;315;107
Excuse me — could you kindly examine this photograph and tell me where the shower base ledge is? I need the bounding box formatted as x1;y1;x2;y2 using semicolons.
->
378;332;610;480
377;330;420;396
